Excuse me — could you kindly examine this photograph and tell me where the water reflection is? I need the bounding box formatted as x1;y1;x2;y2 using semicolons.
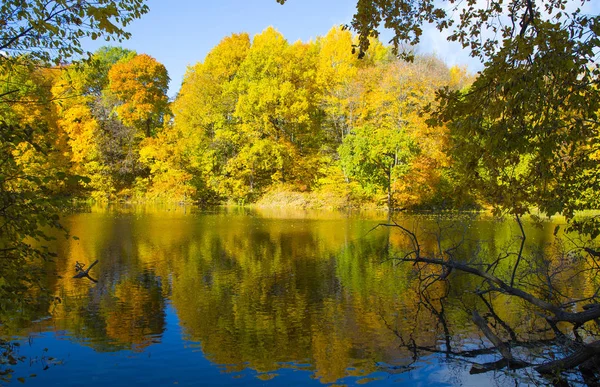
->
1;206;596;385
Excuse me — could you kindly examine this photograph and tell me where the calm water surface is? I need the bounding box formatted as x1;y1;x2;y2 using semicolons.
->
0;206;580;386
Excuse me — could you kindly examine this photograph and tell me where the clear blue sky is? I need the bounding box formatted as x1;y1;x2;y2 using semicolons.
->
81;0;598;97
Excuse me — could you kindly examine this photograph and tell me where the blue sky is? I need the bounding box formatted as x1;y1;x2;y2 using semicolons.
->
84;0;363;96
81;0;597;97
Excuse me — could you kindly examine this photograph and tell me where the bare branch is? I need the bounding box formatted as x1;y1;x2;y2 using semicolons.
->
510;214;526;287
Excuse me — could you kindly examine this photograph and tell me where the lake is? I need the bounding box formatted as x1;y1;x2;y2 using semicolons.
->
0;205;593;386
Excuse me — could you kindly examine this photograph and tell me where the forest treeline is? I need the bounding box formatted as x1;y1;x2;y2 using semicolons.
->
2;26;474;210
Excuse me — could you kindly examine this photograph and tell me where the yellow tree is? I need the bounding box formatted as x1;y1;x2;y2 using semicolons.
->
152;33;252;202
385;56;455;208
316;26;360;147
2;63;72;197
53;64;107;196
225;27;322;199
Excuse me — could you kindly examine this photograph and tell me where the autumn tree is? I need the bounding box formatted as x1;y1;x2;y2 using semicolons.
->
170;28;325;202
52;46;145;199
338;55;456;210
228;27;322;199
388;56;459;208
78;46;137;96
108;54;170;137
169;27;458;207
316;26;360;147
162;33;252;202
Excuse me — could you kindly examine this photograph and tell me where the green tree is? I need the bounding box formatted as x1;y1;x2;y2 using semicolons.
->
339;124;416;210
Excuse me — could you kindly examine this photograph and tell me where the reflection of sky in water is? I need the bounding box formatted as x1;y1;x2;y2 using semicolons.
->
9;305;505;387
6;304;531;386
13;304;324;386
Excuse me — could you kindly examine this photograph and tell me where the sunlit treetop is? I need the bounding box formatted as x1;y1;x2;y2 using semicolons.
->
108;53;170;136
0;0;148;66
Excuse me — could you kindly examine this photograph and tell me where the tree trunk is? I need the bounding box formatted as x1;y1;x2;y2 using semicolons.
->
387;168;392;212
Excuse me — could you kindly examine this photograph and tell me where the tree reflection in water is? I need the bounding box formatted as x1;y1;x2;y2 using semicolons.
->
1;207;598;385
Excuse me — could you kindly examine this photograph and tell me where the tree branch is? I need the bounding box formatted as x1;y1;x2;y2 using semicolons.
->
535;341;600;375
398;255;600;325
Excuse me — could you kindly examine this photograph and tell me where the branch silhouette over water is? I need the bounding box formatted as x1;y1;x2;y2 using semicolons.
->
73;260;98;283
375;218;600;384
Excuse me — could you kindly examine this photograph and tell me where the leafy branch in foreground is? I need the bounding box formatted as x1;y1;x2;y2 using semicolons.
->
0;0;147;334
0;120;67;317
0;0;147;377
0;0;149;67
